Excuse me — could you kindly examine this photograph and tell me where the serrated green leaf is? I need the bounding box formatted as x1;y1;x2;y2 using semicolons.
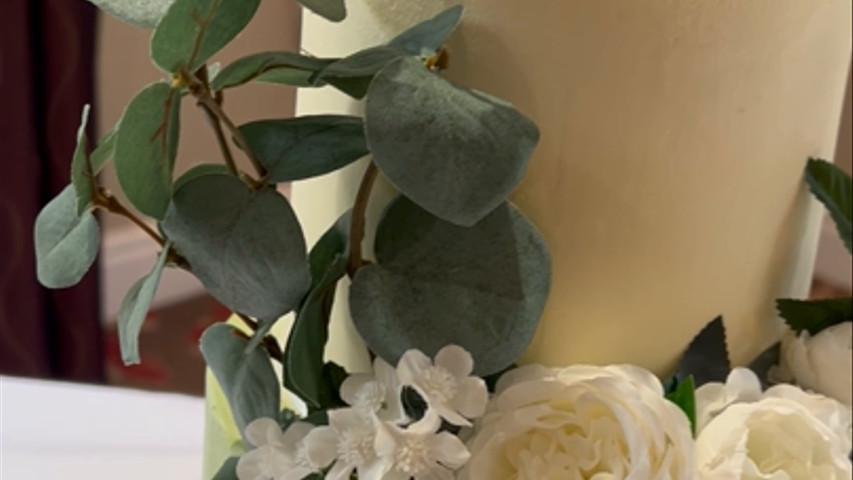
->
200;323;280;437
211;52;333;90
211;457;239;480
666;375;697;436
350;196;551;375
114;82;181;219
162;173;311;319
748;342;781;389
151;0;261;73
91;126;118;174
366;57;540;226
118;241;172;365
675;316;731;387
69;105;93;215
294;0;346;22
34;186;101;289
85;0;174;28
777;297;853;335
240;116;369;183
388;5;464;56
806;158;852;253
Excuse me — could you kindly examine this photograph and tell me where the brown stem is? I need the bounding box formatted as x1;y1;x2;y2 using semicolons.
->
198;101;239;176
195;93;267;179
347;162;379;276
234;313;284;361
236;312;259;331
93;189;164;247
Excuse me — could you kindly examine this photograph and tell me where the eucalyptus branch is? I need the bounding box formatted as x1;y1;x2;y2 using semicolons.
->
198;101;239;176
195;92;267;180
234;313;284;362
93;188;165;247
347;162;380;277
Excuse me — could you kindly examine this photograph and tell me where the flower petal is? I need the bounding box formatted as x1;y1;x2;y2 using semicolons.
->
427;432;471;469
453;377;489;420
244;417;282;448
340;373;374;407
397;349;433;386
326;460;354;480
236;448;273;480
305;426;339;468
435;345;474;378
281;422;315;449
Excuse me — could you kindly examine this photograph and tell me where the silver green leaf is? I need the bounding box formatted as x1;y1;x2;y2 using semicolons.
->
366;57;540;226
34;186;101;289
315;46;405;99
805;158;852;253
114;82;181;219
294;0;346;23
85;0;174;29
200;324;281;436
240;116;369;183
349;196;551;375
118;241;172;365
388;5;464;56
211;52;333;91
151;0;261;73
91;126;118;174
161;172;311;319
69;105;93;215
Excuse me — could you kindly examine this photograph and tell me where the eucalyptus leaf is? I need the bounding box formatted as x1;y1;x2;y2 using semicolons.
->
161;173;311;319
212;52;334;90
211;457;239;480
85;0;174;28
34;186;101;289
172;163;231;192
245;317;278;354
151;0;261;73
240;116;369;183
69;105;93;214
294;0;346;23
665;376;697;436
200;324;281;436
350;196;551;375
388;5;464;56
805;158;852;253
366;57;540;226
315;46;406;99
118;241;172;365
675;316;731;387
777;297;853;335
114;82;181;219
91;126;118;174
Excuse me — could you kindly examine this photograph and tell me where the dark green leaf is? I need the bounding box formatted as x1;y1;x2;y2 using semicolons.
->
748;342;781;389
91;126;118;174
34;186;101;289
314;46;405;99
162;173;311;319
151;0;261;73
240;116;369;183
366;57;540;226
118;241;172;365
114;82;181;219
211;52;334;90
200;324;280;437
388;5;464;56
777;297;853;335
294;0;345;22
675;316;731;387
245;317;278;354
350;196;551;375
85;0;173;28
211;457;239;480
172;163;231;192
805;158;852;253
666;376;697;436
69;105;93;214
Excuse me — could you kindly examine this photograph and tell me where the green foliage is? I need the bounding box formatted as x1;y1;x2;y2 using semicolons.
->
161;172;311;319
349;196;551;375
293;0;346;23
805;158;852;253
212;52;334;90
211;457;239;480
366;57;540;226
389;5;464;56
665;375;697;436
85;0;174;29
777;297;853;335
34;186;100;289
240;116;369;183
69;105;93;214
151;0;261;73
118;242;172;365
90;126;118;174
315;46;406;99
200;324;281;437
674;316;731;387
114;82;181;219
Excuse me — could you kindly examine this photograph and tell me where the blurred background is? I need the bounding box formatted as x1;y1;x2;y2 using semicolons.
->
0;1;851;398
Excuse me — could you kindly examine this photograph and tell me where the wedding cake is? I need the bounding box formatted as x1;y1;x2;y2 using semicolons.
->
292;0;853;376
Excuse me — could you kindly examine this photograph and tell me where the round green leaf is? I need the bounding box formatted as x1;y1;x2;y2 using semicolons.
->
366;57;540;226
211;52;334;91
85;0;174;28
114;82;181;219
388;5;464;56
161;173;311;319
151;0;261;73
294;0;346;23
240;116;369;183
349;196;551;375
34;186;101;289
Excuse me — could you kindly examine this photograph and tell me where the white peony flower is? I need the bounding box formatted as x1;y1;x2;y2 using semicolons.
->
462;364;696;480
374;413;471;480
778;322;852;406
397;345;489;427
340;357;406;423
236;418;336;480
696;368;853;480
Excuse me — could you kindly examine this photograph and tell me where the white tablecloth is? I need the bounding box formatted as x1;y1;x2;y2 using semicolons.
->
1;376;206;479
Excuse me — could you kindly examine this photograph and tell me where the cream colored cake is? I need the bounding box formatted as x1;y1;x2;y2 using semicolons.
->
292;0;852;376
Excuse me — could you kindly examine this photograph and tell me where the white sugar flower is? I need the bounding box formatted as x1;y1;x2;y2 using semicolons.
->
340;357;406;423
236;418;336;480
306;409;387;480
374;413;471;480
397;345;489;427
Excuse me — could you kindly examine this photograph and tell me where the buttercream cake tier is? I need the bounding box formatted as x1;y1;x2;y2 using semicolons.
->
292;0;853;375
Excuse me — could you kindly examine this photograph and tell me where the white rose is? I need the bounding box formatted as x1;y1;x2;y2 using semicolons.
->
778;322;852;406
461;364;696;480
696;368;852;480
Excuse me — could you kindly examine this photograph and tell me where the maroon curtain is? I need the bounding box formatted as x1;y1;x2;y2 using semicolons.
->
0;0;103;382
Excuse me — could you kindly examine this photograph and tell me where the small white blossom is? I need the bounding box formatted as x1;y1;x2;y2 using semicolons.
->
397;345;489;427
374;413;471;480
776;322;853;406
307;409;387;480
340;357;406;423
236;418;336;480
